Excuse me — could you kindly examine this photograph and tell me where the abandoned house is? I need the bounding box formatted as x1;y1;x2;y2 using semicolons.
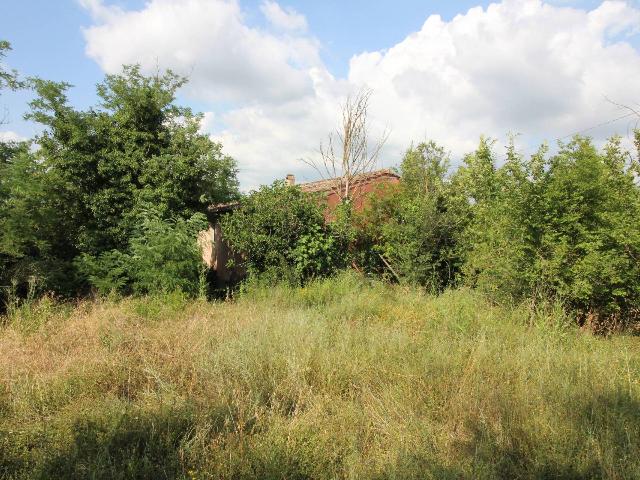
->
199;168;400;285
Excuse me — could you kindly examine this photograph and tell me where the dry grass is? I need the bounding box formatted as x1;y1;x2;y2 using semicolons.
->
1;272;639;479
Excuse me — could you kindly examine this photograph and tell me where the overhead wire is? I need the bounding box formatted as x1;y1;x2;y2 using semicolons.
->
556;111;638;140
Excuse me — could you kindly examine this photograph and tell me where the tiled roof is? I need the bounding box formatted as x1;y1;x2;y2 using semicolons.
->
299;169;399;194
208;169;400;213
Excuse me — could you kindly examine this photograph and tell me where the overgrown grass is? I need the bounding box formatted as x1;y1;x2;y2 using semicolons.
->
1;272;639;479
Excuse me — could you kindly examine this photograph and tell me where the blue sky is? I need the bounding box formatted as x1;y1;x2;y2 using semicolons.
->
4;0;507;117
4;1;509;78
2;0;640;187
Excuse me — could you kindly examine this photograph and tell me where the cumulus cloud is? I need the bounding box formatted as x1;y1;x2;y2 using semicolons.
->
260;1;307;31
207;68;354;189
347;0;640;157
81;0;640;189
81;0;321;104
78;0;123;22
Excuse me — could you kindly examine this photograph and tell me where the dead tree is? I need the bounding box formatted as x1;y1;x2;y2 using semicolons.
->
303;88;389;203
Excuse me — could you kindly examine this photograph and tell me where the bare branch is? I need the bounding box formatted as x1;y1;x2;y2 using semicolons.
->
606;96;640;119
604;96;640;138
302;88;388;202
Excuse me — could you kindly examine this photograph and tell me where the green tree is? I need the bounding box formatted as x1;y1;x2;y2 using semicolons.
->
221;182;338;283
459;134;640;328
1;64;239;298
0;144;44;297
0;41;48;306
538;136;640;326
27;66;238;258
459;137;543;299
0;40;25;103
367;142;465;290
77;210;208;296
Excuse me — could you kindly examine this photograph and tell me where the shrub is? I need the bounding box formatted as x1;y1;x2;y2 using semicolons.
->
362;134;640;328
363;142;466;290
221;181;340;284
128;211;208;296
538;136;640;328
460;135;640;328
76;210;208;297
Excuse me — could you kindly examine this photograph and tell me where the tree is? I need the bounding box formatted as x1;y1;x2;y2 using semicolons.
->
459;137;544;300
0;40;25;125
538;136;640;328
0;65;240;297
27;66;238;257
303;89;388;203
603;97;640;171
458;134;640;329
364;141;465;290
76;210;209;296
220;182;338;284
35;67;237;240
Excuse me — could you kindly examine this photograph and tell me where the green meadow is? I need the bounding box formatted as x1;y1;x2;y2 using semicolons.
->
2;273;639;479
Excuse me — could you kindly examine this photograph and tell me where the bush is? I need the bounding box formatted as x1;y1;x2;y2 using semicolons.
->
365;142;466;290
359;134;640;329
459;135;640;328
77;210;208;297
128;211;208;296
221;181;341;284
76;250;131;296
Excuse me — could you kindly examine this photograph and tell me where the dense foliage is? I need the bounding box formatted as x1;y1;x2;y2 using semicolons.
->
76;211;209;297
361;134;640;329
2;40;640;328
1;57;238;302
220;181;342;284
460;135;640;328
215;131;640;328
363;141;467;290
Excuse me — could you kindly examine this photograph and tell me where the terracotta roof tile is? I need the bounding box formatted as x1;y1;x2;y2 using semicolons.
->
299;169;399;194
208;169;399;212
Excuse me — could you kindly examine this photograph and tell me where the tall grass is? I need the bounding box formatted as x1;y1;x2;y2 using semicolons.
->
1;272;639;479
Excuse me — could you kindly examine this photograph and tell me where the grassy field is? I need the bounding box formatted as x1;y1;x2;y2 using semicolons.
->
1;272;639;479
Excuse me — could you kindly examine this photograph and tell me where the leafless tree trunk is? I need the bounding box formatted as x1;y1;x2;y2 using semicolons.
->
303;88;389;202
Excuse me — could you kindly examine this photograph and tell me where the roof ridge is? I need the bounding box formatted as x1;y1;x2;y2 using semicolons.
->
209;168;399;212
299;168;399;192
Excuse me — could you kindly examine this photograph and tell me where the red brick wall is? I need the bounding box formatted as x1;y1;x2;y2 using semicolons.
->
321;175;400;220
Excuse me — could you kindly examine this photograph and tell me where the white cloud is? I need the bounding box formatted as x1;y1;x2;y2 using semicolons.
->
81;0;321;104
78;0;123;22
588;0;640;36
0;131;26;143
81;0;640;189
346;0;640;159
207;68;353;189
260;1;307;31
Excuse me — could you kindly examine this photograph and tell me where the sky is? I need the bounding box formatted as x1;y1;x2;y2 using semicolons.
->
1;0;640;189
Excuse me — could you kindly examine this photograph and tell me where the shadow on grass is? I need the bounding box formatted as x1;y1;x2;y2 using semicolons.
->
459;390;640;479
3;389;639;479
36;407;198;480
